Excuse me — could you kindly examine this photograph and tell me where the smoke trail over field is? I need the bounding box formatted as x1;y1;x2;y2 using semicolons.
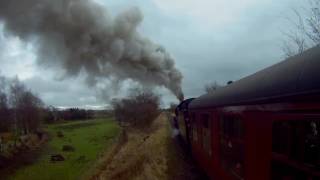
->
0;0;184;100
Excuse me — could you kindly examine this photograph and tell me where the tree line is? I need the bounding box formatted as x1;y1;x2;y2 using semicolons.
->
43;106;94;123
0;77;43;134
0;76;96;134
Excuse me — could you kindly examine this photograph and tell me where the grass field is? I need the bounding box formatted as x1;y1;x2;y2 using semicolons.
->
93;113;205;180
9;118;120;180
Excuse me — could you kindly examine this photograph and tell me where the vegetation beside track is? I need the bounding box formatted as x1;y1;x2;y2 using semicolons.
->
9;118;119;180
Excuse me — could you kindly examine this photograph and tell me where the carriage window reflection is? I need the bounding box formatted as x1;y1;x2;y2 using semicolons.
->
220;116;244;180
201;114;211;156
191;113;198;142
272;119;320;179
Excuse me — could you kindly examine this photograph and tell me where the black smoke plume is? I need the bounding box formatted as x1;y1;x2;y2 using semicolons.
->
0;0;184;100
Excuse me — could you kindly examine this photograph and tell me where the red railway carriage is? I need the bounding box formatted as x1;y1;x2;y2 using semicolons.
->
182;46;320;180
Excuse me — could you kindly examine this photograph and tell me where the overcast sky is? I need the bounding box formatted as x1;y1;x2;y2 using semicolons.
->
0;0;303;108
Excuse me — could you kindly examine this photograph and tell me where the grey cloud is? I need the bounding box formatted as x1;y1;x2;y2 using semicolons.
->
23;76;102;108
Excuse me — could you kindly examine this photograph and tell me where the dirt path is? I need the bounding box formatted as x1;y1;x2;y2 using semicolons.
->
89;112;205;180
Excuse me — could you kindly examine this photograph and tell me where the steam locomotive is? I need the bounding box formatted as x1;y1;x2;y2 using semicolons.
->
175;45;320;180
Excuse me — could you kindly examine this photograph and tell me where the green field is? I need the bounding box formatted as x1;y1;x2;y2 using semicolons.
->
9;118;120;180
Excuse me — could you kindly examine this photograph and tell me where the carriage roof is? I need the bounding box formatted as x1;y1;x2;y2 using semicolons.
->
189;46;320;109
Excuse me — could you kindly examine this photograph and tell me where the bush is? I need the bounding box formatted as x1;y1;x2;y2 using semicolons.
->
169;103;178;114
62;145;75;152
112;88;160;129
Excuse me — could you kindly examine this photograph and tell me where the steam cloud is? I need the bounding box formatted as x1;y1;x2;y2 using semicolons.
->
0;0;184;100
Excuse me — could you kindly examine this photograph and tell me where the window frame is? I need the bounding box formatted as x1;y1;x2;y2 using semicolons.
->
219;114;245;180
201;113;212;156
190;112;198;142
271;114;320;179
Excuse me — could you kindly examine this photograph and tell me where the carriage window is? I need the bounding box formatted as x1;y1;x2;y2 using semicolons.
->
201;114;211;156
220;116;244;180
221;116;243;138
192;113;198;142
189;113;195;142
272;119;320;179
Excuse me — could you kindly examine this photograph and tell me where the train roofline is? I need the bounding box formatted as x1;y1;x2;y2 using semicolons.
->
190;45;320;109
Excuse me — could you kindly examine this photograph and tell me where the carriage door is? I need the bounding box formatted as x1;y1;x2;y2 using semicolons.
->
220;114;245;180
201;113;212;157
272;113;320;180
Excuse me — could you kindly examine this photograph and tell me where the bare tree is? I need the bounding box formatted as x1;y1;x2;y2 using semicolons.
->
0;76;11;132
9;78;26;133
112;88;160;129
283;0;320;57
43;106;57;123
9;78;43;134
18;91;43;134
305;0;320;44
0;91;10;132
204;81;221;94
169;103;178;113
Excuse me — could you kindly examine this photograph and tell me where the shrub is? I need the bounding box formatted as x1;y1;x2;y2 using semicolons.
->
112;88;160;129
